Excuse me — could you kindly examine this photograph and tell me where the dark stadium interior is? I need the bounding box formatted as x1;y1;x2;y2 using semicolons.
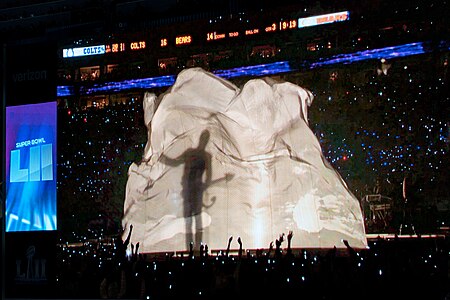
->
1;0;449;299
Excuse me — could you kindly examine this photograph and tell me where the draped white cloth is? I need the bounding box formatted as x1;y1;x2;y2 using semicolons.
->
122;68;367;253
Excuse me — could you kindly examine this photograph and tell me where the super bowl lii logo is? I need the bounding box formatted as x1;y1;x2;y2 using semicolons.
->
15;245;47;282
10;141;53;183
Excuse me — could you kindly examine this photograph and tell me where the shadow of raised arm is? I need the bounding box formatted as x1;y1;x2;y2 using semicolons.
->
160;152;184;167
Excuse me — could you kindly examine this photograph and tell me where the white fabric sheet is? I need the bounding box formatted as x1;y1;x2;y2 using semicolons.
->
122;68;367;253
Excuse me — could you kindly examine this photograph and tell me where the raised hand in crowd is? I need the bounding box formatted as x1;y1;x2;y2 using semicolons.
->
114;224;133;264
237;237;243;259
189;241;194;258
342;239;357;259
268;241;274;257
226;236;233;257
275;233;285;258
131;242;140;261
135;242;140;255
124;224;133;248
200;243;205;258
286;230;294;257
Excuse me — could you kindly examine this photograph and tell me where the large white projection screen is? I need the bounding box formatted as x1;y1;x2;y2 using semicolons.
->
122;68;367;253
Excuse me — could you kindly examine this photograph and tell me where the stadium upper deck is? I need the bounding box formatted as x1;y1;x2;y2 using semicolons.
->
53;0;448;93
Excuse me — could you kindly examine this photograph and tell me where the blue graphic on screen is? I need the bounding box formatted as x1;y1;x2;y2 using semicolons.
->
6;102;57;232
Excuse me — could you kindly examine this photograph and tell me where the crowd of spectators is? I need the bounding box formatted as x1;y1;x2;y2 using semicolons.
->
55;225;449;299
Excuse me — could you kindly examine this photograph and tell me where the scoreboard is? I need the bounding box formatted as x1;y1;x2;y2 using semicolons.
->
62;11;349;58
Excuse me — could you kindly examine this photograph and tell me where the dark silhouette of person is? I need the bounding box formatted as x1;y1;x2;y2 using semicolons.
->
399;175;417;235
161;130;220;250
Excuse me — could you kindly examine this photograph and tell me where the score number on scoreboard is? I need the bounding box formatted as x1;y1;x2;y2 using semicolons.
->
207;32;226;41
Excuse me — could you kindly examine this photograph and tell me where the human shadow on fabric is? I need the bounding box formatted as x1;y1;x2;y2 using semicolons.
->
161;129;233;249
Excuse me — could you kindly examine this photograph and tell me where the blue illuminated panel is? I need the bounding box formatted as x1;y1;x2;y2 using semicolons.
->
309;41;426;68
213;61;292;79
5;102;57;232
80;75;176;95
56;85;75;97
63;45;106;58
